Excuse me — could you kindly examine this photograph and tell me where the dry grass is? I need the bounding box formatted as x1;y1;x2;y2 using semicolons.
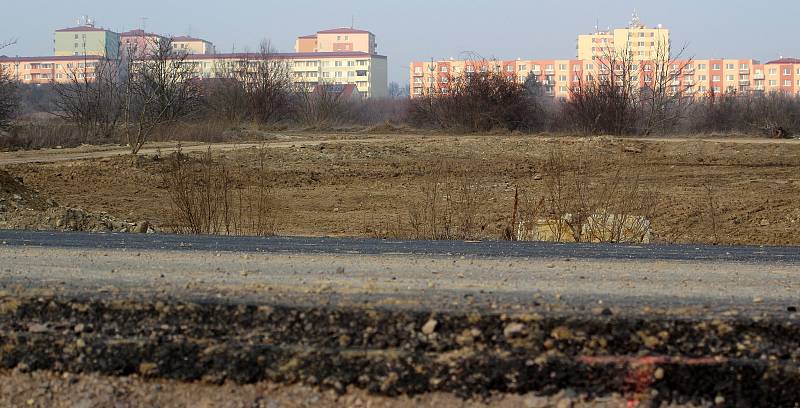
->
160;146;278;236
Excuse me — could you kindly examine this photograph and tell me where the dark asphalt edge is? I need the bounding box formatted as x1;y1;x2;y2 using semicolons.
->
1;230;799;264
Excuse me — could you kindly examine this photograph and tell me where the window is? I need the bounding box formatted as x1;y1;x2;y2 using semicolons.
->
725;63;734;70
573;65;581;72
586;64;593;70
546;64;554;71
440;77;448;83
414;67;422;74
347;71;354;77
440;66;448;73
466;66;474;73
559;86;567;92
322;72;330;78
558;64;566;71
712;75;720;82
726;75;734;81
740;64;749;70
784;68;791;75
506;65;514;72
358;60;367;66
559;75;567;81
335;71;343;78
698;64;707;70
518;65;527;71
785;80;792;86
712;64;720;70
334;61;342;67
533;65;541;72
347;61;355;67
769;80;777;86
769;68;777;75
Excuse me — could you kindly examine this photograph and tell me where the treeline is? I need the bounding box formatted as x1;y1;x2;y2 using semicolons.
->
2;49;800;152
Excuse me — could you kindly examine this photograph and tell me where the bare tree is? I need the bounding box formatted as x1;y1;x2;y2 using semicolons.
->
51;58;125;141
294;82;355;127
124;37;202;154
0;39;18;130
564;37;694;135
209;40;294;124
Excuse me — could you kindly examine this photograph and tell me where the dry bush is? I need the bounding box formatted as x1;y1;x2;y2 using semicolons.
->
406;160;485;240
0;121;89;150
561;41;694;135
293;85;357;128
517;146;658;243
688;92;800;137
161;146;278;236
409;66;544;133
0;63;17;131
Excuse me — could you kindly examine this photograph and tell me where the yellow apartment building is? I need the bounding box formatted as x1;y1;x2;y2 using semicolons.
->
577;12;670;61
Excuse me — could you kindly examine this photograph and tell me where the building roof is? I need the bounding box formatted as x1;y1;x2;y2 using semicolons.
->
298;34;318;39
120;29;163;38
313;83;361;98
0;55;105;63
181;51;386;61
172;36;210;43
766;58;800;65
56;25;115;33
317;28;372;35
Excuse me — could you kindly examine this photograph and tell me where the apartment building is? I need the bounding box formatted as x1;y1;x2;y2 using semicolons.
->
577;12;670;61
295;28;377;54
181;51;388;98
0;55;103;85
409;58;800;99
120;29;166;57
54;24;120;59
171;36;215;55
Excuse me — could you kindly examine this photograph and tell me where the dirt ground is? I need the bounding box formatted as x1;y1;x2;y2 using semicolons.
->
0;369;661;408
2;133;799;245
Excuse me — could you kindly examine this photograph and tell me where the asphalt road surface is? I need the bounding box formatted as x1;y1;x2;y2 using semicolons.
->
1;230;799;406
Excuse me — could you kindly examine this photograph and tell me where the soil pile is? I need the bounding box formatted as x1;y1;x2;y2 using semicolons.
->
0;169;153;233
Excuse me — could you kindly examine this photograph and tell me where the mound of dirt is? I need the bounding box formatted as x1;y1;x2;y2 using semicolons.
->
0;169;154;233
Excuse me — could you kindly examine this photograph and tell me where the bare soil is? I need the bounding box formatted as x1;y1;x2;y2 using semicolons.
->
2;133;799;245
0;369;647;408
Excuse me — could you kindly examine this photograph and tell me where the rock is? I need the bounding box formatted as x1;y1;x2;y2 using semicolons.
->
654;367;665;380
760;219;770;226
27;323;48;333
551;326;573;340
524;394;551;408
753;297;764;304
133;221;149;234
421;319;438;335
624;146;643;154
74;323;85;333
504;322;525;338
715;395;726;405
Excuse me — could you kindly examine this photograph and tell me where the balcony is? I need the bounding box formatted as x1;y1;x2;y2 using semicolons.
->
754;73;765;80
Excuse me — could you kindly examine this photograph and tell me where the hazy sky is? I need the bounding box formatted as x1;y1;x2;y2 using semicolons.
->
2;0;798;84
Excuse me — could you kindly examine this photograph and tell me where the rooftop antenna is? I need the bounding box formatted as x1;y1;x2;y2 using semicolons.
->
351;15;354;29
140;17;148;31
630;9;641;28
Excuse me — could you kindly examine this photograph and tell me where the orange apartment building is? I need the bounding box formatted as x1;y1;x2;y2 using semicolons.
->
410;14;800;100
295;28;377;54
409;57;800;99
0;55;103;85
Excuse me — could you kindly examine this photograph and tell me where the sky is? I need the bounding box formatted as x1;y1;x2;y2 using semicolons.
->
2;0;799;85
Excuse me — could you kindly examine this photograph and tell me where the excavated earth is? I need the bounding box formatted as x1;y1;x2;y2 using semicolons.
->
1;292;799;407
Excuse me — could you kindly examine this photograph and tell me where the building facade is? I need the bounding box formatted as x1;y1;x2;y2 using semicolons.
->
409;58;800;99
120;29;166;57
295;28;377;54
0;55;103;85
54;24;120;59
577;12;670;61
171;36;215;55
182;51;388;98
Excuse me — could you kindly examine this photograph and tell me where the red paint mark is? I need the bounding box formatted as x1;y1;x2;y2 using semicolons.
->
578;355;727;406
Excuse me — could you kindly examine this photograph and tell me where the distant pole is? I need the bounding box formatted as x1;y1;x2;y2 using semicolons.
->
141;17;148;31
